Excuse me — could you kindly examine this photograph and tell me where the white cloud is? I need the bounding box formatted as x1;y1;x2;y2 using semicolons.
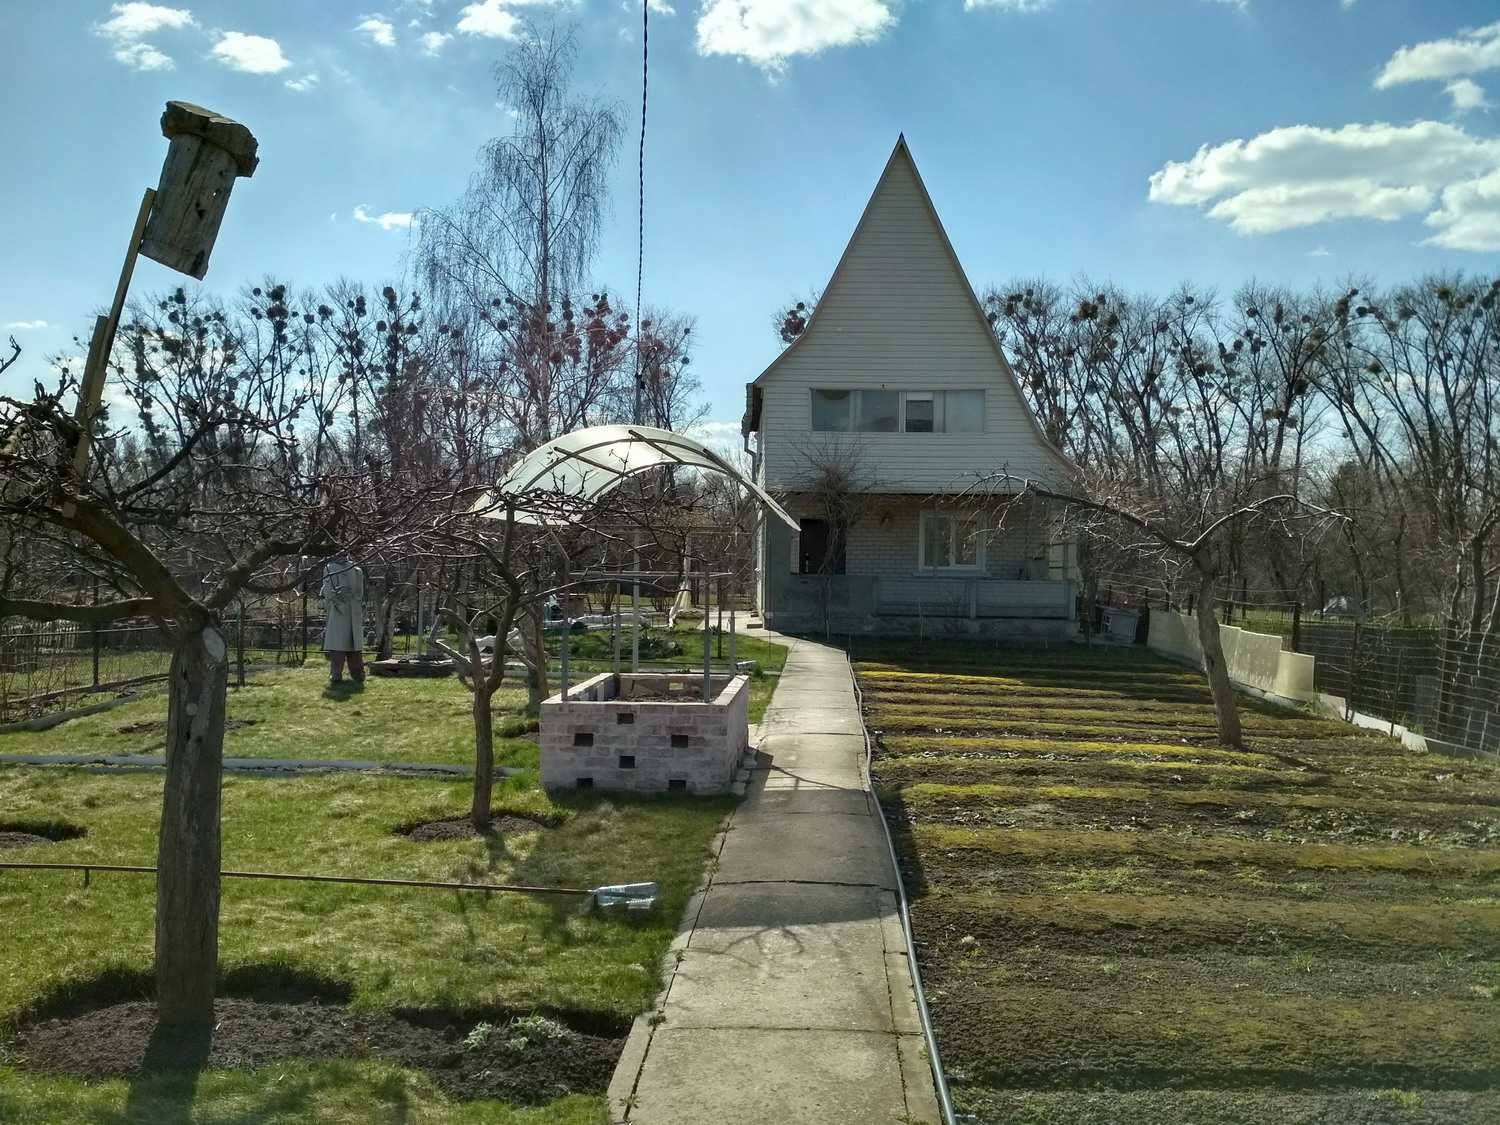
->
1306;246;1333;258
420;30;452;54
456;0;574;39
95;3;194;70
353;204;415;230
356;14;397;46
285;72;320;92
112;41;175;70
648;0;676;12
1424;167;1500;251
1446;78;1491;113
456;0;521;38
965;0;1245;10
964;0;1055;11
97;3;195;39
1148;121;1500;239
6;320;49;331
695;0;894;73
212;31;291;74
1376;20;1500;89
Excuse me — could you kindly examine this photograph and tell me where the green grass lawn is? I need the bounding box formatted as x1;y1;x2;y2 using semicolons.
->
857;643;1500;1125
0;626;787;765
0;640;760;1121
0;667;540;767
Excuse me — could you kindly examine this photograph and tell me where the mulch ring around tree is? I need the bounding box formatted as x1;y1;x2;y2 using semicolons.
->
0;821;87;849
12;999;624;1104
397;812;556;842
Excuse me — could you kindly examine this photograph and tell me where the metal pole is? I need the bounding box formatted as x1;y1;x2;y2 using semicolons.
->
612;586;621;675
702;556;711;701
729;516;739;670
632;536;642;674
560;555;571;703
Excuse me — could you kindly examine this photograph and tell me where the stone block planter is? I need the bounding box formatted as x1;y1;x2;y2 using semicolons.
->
540;672;750;795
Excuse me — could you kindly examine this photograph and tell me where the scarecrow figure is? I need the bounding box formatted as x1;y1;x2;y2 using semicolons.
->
321;554;366;684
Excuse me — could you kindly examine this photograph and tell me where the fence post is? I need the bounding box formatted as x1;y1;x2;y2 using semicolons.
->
90;578;101;689
236;599;246;688
1290;600;1302;653
1222;579;1233;625
1347;620;1362;722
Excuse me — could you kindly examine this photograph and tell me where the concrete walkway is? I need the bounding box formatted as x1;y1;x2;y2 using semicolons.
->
608;634;939;1124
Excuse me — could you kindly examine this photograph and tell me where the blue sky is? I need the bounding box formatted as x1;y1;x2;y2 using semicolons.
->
4;1;1499;428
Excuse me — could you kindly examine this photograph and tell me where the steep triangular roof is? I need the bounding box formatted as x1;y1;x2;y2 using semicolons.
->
748;136;1070;476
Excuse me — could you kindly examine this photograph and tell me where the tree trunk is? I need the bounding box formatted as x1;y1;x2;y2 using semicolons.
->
156;623;228;1026
1195;572;1243;749
471;682;494;829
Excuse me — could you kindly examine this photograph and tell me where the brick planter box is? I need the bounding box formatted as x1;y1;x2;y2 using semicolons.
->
539;672;750;795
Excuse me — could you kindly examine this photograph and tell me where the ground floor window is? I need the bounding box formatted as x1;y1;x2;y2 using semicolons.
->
919;511;984;571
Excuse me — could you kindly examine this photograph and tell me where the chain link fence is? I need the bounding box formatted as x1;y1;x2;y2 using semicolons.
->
0;613;307;726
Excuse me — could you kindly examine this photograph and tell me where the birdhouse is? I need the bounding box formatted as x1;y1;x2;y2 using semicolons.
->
139;101;259;280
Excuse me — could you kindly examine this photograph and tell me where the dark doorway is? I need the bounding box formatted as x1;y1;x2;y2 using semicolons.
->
799;518;846;575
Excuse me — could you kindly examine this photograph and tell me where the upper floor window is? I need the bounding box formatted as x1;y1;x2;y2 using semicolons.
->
811;389;984;433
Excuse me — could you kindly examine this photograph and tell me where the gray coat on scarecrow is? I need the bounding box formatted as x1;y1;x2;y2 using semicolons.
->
321;556;365;653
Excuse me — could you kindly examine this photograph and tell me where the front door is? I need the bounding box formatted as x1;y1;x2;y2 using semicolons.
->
799;518;846;575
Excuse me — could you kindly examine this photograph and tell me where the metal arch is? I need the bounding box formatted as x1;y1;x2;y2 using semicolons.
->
473;424;798;530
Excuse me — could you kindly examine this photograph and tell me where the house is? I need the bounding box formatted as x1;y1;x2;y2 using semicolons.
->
742;136;1077;637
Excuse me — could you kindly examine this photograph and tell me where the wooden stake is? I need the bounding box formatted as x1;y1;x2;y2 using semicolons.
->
71;188;156;486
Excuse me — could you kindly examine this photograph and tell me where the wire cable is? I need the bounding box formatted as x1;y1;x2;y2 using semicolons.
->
631;0;649;425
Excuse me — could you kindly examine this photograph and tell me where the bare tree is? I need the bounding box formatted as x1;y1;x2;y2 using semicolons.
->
1312;276;1500;728
416;21;626;451
976;288;1339;747
0;335;19;379
0;286;423;1026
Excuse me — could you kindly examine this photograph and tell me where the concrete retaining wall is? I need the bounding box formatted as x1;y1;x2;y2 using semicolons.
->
539;672;750;795
1148;610;1315;702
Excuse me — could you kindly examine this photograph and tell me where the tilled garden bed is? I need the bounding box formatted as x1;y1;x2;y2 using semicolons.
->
857;644;1500;1124
12;999;624;1104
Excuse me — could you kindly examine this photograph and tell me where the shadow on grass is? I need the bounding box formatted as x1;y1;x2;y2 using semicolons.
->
873;783;930;898
320;679;367;702
122;1021;211;1125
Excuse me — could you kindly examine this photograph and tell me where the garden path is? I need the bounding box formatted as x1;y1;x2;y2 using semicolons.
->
607;633;939;1124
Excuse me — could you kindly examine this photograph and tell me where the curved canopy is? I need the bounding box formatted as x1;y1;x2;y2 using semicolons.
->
474;424;797;530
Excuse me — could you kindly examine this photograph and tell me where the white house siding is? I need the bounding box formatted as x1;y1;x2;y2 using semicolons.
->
840;495;1052;580
754;143;1064;495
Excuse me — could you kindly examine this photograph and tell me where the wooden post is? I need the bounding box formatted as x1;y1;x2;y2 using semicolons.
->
1291;600;1302;653
69;189;155;491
